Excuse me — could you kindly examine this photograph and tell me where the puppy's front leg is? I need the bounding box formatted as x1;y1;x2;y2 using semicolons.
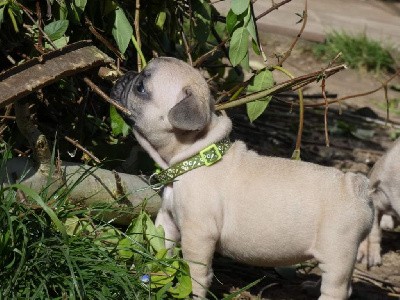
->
155;208;180;251
181;225;217;299
357;208;383;267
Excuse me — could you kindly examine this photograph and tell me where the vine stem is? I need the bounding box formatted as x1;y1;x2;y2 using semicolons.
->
273;65;304;159
134;0;143;71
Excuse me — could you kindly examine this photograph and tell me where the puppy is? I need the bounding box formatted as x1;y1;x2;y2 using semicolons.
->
111;57;373;299
357;137;400;267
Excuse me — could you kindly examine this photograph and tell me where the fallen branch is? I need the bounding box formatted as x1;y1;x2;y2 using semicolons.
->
0;41;112;108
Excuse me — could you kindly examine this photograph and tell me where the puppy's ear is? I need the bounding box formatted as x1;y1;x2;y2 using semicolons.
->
168;87;210;131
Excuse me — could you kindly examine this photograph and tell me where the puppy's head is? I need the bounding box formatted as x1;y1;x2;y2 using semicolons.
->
111;57;213;138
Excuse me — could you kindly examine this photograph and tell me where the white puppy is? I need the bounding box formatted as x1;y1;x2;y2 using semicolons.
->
357;137;400;267
111;57;373;299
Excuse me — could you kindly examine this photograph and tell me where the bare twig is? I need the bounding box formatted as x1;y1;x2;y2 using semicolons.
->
15;1;57;50
181;26;193;65
64;135;101;164
303;69;400;108
0;115;16;120
85;17;124;60
216;64;346;111
35;0;44;53
276;0;307;66
134;0;142;71
383;83;389;125
321;76;330;146
82;77;132;117
193;39;227;67
255;0;293;21
354;268;400;292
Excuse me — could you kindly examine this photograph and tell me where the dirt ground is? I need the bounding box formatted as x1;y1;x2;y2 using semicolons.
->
209;34;400;299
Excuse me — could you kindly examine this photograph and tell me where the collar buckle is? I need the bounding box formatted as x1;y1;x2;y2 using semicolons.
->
199;143;222;166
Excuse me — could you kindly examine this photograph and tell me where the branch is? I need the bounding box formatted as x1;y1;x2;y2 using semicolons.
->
82;76;132;117
275;0;308;66
255;0;293;21
215;64;346;110
64;135;101;164
134;0;142;71
302;69;400;109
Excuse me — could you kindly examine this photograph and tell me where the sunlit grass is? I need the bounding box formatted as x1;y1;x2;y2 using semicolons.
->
313;31;396;73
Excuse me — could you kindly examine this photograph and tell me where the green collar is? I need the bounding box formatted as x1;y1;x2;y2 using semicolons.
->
152;138;231;186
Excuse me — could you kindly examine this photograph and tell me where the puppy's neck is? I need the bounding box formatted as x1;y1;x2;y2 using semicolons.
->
134;114;232;169
169;114;232;166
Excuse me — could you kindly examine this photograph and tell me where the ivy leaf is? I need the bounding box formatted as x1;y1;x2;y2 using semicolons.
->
229;27;249;67
231;0;250;15
112;7;133;54
44;20;69;41
246;70;274;122
110;105;130;137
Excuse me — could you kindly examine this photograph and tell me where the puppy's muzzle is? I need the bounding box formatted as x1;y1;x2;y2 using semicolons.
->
110;71;138;124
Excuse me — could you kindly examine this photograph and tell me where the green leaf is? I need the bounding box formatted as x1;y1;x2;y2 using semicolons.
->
226;9;237;35
247;70;274;93
246;70;274;122
145;219;165;253
74;0;87;14
46;36;69;49
112;7;133;54
229;27;249;67
0;6;5;26
168;261;192;298
44;20;69;41
192;0;212;44
110;105;130;137
251;38;261;55
246;98;271;122
231;0;250;15
156;11;166;29
239;51;250;72
245;10;259;50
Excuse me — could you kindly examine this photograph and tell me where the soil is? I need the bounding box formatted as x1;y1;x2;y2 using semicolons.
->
209;34;400;299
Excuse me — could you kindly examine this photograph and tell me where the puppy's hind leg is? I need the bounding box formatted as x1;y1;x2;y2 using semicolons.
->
317;254;355;300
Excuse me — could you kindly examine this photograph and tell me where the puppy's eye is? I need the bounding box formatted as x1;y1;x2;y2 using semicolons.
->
136;80;145;94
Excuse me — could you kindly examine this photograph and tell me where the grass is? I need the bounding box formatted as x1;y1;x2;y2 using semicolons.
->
0;153;192;299
313;31;396;73
0;145;262;299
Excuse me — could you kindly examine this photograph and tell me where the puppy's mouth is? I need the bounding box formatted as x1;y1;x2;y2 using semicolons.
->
110;71;139;125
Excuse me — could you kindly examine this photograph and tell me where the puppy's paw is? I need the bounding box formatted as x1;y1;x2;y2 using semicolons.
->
357;241;382;267
380;214;394;230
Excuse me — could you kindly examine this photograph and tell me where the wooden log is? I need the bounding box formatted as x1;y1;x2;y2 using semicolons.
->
1;157;162;225
0;40;112;108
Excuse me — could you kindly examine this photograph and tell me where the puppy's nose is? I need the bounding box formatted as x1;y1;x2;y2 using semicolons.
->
110;71;138;104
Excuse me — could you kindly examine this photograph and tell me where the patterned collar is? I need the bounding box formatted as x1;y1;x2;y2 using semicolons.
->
151;137;231;187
